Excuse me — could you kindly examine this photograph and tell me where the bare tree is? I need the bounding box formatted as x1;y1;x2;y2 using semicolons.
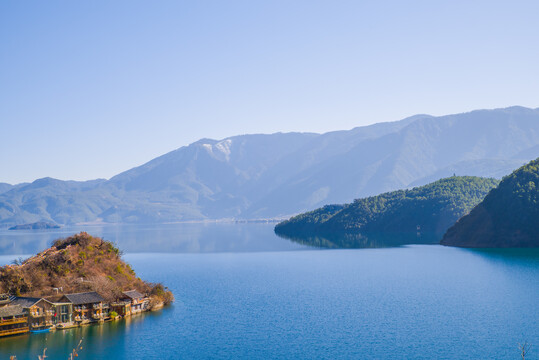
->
69;339;84;360
519;342;531;360
87;275;122;302
11;257;25;266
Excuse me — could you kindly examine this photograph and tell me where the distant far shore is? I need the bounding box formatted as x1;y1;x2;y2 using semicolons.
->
2;218;288;230
8;222;61;231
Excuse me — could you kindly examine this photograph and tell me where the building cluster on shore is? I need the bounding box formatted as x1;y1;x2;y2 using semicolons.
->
0;290;150;337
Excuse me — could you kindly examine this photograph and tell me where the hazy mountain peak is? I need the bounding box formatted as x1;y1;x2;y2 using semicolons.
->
199;139;233;162
25;177;64;189
192;138;218;145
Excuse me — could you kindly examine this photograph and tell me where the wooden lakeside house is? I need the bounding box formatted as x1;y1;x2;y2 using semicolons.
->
29;298;73;329
0;296;40;336
8;297;43;331
0;288;154;337
121;290;149;314
111;290;148;317
0;305;29;337
59;292;106;323
111;299;131;317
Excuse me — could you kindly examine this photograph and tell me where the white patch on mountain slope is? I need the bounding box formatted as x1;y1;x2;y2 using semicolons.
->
201;143;213;153
200;139;232;161
215;139;232;160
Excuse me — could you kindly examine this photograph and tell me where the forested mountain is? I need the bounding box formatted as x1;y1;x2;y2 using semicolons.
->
1;106;539;226
441;158;539;247
274;176;499;242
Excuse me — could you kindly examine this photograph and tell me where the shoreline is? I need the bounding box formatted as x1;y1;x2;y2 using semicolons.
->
0;218;288;230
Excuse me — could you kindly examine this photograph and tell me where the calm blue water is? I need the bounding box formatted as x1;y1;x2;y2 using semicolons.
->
0;224;538;359
0;222;305;255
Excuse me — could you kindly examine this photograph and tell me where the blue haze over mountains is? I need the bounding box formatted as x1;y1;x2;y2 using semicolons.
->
1;106;539;227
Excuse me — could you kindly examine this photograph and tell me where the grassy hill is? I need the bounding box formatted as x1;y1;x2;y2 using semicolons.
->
442;158;539;247
0;232;173;305
275;176;499;245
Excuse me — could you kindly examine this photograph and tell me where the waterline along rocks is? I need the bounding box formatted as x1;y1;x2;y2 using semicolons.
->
0;232;173;337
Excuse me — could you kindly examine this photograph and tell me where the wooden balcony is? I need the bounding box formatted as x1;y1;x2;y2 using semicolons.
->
0;317;27;326
0;326;29;337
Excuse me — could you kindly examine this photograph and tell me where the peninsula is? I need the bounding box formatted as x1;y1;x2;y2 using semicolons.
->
0;232;173;337
275;176;499;247
442;158;539;247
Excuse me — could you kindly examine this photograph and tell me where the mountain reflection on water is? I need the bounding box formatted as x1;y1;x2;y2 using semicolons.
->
1;226;538;359
0;222;308;255
275;230;441;248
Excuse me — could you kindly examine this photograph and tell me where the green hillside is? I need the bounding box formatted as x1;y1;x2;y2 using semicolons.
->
275;176;499;245
442;158;539;247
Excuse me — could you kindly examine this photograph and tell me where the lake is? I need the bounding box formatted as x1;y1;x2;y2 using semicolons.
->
0;223;538;359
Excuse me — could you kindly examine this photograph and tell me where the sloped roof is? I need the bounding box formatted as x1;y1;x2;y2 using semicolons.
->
41;296;71;305
0;305;25;318
43;295;63;303
63;292;104;305
11;297;41;308
122;290;144;300
0;294;15;305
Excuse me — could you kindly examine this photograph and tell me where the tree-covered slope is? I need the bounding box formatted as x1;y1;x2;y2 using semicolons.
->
441;158;539;247
275;176;499;239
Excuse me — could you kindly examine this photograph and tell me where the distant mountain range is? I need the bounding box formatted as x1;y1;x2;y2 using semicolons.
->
1;106;539;227
0;183;14;195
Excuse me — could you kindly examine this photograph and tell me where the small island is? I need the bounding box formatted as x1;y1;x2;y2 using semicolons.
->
8;221;61;230
0;232;173;337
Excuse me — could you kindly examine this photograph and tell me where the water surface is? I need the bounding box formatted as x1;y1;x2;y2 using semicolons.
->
0;222;306;255
0;224;538;359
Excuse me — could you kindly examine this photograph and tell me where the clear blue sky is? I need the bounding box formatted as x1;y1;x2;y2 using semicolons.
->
1;1;538;184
